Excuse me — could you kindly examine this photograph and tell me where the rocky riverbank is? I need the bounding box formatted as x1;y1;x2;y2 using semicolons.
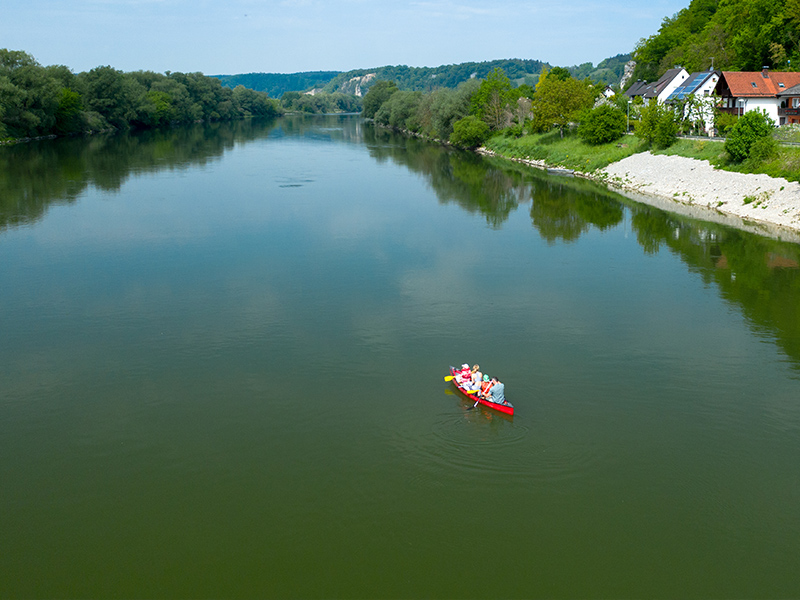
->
479;147;800;243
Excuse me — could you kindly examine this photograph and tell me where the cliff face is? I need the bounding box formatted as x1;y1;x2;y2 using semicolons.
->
620;60;636;90
336;73;376;97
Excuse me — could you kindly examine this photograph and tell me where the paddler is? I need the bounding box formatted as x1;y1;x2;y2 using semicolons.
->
486;377;506;404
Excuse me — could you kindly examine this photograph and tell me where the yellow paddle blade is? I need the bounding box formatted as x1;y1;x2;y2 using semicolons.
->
465;389;478;394
444;375;455;381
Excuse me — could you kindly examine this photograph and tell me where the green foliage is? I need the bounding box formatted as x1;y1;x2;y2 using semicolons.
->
0;48;282;139
548;67;572;81
715;111;738;136
470;68;515;130
632;0;800;80
485;128;645;172
725;109;775;161
421;80;478;140
578;105;627;145
530;70;596;136
450;115;490;148
569;54;633;86
323;59;548;95
215;71;341;98
374;90;423;131
635;99;678;149
362;80;398;119
747;135;778;163
280;91;360;114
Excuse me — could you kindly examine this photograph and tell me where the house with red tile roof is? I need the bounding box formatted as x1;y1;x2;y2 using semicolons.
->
715;68;800;125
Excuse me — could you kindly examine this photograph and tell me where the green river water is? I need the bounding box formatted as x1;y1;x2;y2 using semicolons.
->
1;115;799;598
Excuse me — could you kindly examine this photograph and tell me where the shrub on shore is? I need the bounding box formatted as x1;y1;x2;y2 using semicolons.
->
578;105;627;145
450;115;490;148
725;109;776;162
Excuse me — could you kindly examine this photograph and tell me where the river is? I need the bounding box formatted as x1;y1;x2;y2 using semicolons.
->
1;115;798;598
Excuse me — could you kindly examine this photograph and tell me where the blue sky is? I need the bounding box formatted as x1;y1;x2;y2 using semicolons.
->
3;0;689;75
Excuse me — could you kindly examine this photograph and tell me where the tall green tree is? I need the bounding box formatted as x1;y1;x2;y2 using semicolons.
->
530;70;595;136
362;80;398;118
470;67;514;130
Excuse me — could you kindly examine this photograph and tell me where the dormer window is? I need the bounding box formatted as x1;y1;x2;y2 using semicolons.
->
779;83;785;88
751;82;758;88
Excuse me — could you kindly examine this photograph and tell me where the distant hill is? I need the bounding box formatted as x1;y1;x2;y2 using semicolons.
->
214;55;633;98
568;53;632;86
213;71;341;98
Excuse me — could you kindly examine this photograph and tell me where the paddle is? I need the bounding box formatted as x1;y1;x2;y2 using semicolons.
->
444;375;455;382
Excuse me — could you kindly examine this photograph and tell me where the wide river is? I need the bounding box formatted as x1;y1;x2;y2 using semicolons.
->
1;115;799;598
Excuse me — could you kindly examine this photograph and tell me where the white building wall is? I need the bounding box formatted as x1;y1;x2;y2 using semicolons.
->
743;98;781;124
656;69;690;104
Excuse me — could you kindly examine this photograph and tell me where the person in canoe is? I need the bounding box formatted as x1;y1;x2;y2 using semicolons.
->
486;377;506;404
464;365;482;391
478;374;494;398
454;363;472;386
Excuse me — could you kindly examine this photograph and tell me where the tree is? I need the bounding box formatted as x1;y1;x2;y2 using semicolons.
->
450;115;490;148
725;109;775;161
362;80;398;118
530;70;595;136
578;105;627;145
470;67;514;130
374;90;423;131
636;99;678;148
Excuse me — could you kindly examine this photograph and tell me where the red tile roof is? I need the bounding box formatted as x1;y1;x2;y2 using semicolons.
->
722;71;800;97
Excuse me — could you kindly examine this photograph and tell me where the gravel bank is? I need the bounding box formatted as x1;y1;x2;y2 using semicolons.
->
601;152;800;242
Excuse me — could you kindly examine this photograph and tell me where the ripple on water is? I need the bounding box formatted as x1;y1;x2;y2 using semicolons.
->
392;393;602;489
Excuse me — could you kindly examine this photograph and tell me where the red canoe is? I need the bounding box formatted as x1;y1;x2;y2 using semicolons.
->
449;367;514;416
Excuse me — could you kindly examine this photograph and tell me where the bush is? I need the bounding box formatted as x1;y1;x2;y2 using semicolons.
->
635;99;678;149
715;111;738;136
449;115;490;148
725;109;775;162
747;135;778;163
578;105;626;145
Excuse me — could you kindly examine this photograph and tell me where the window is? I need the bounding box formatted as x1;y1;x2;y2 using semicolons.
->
779;83;785;88
794;98;800;109
751;82;758;88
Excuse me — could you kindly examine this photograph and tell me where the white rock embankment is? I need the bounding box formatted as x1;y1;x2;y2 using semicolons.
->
601;152;800;241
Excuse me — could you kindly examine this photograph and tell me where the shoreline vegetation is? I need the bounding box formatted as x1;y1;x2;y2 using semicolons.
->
358;65;800;241
0;49;283;142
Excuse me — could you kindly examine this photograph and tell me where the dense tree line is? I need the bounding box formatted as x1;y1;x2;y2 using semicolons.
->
0;49;282;140
632;0;800;82
279;91;361;114
214;71;341;98
363;67;601;148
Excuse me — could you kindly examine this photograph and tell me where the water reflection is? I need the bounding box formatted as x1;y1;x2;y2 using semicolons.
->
0;119;280;231
2;115;799;370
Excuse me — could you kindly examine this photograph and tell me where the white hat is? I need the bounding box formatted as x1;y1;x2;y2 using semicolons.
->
461;363;469;369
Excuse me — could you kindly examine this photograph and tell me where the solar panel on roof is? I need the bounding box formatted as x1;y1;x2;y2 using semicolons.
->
666;72;712;101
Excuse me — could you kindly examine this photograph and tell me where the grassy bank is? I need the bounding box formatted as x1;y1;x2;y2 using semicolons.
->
485;129;800;183
484;130;646;171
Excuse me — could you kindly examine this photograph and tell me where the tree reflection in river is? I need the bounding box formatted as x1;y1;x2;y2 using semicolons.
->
2;115;798;370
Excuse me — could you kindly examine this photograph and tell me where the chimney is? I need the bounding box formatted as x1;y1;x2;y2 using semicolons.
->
762;66;770;78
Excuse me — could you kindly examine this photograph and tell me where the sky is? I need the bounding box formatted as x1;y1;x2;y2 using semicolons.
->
2;0;690;75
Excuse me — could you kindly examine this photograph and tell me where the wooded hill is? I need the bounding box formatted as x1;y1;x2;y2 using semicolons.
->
632;0;800;82
215;56;632;98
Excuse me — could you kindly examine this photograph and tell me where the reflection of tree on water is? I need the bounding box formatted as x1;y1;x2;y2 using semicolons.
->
0;118;281;231
631;204;800;370
365;122;800;370
365;127;524;227
529;178;623;244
